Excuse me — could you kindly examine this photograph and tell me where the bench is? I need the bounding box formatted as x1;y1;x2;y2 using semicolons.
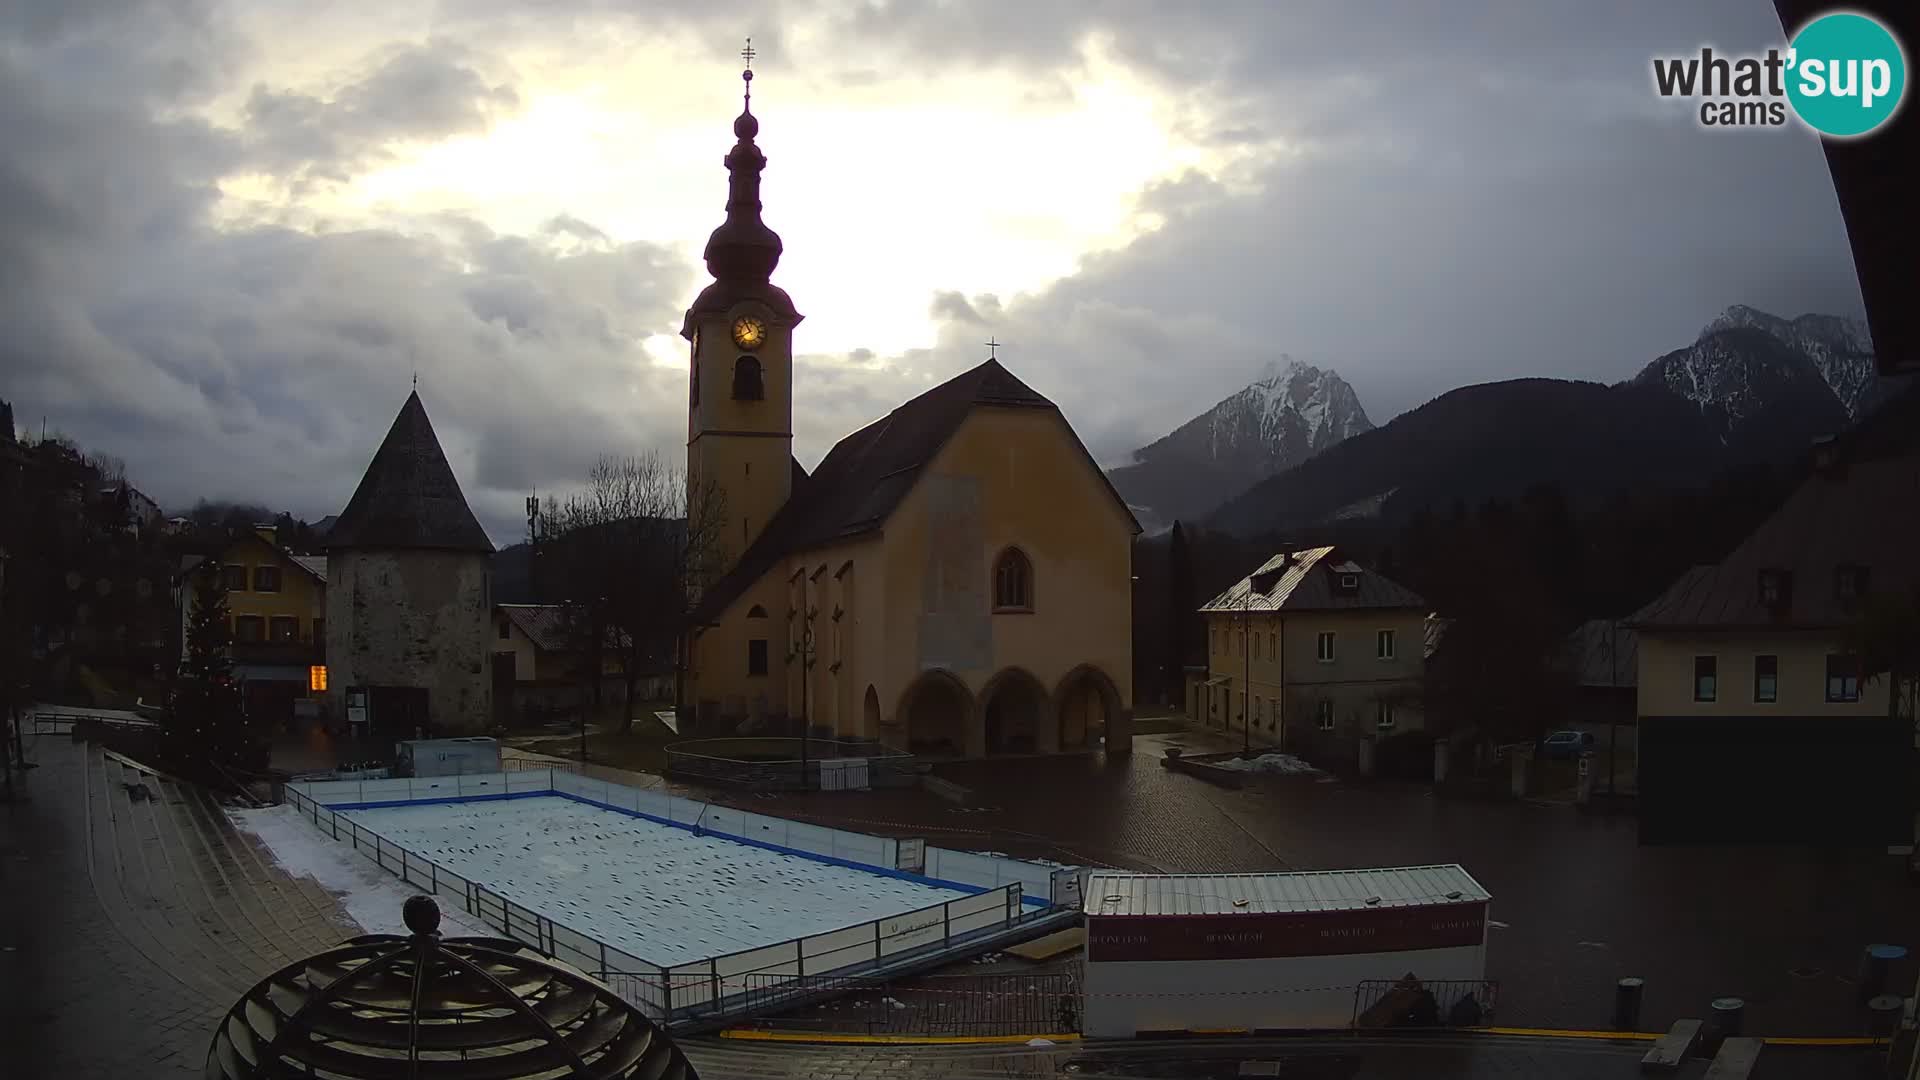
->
1701;1037;1762;1080
1640;1018;1702;1072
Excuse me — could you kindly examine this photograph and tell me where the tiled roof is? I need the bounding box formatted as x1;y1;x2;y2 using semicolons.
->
1199;546;1426;613
1084;865;1489;917
1561;618;1637;688
499;604;571;652
690;358;1139;624
290;555;327;583
1628;450;1920;630
327;392;493;553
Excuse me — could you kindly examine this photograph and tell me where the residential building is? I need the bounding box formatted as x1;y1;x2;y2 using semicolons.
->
325;392;494;738
178;524;327;728
491;603;670;722
679;68;1137;757
1192;547;1428;762
1628;444;1919;844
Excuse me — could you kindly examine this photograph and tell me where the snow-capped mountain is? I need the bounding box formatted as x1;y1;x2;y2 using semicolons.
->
1631;305;1890;441
1108;358;1374;525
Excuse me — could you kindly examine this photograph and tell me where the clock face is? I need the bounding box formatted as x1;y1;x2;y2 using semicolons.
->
731;315;767;351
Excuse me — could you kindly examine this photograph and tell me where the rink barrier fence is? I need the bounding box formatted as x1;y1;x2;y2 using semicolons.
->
281;769;1069;1022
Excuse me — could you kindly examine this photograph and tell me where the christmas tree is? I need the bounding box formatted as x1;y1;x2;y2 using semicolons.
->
164;561;260;776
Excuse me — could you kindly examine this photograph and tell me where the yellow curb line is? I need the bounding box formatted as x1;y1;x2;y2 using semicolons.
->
718;1031;1081;1045
1475;1027;1882;1047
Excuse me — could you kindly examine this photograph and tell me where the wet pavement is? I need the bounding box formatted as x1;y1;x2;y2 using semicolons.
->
710;728;1920;1040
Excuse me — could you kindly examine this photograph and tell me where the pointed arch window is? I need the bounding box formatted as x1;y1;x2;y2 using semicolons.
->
732;356;764;400
992;547;1033;612
747;605;768;619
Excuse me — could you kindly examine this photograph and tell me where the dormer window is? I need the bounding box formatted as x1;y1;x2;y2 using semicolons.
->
1835;564;1868;605
1757;569;1794;614
1339;574;1359;591
732;356;764;400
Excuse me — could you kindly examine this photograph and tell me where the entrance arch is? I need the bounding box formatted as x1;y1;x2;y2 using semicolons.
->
1055;664;1124;752
979;667;1048;755
894;670;972;756
863;685;882;741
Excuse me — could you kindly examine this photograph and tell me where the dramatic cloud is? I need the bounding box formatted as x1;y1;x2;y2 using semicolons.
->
0;0;1866;543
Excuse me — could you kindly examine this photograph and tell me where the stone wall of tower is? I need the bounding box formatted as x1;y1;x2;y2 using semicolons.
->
325;548;492;734
687;304;795;569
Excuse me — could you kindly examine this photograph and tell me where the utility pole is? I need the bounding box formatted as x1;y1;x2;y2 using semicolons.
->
790;603;817;788
1243;588;1253;755
525;492;540;604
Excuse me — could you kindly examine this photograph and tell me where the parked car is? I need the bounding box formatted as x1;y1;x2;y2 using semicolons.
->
1540;730;1595;760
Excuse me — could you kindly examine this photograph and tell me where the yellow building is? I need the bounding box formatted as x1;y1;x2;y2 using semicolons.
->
1628;446;1918;844
1193;547;1428;760
680;67;1138;757
178;524;328;727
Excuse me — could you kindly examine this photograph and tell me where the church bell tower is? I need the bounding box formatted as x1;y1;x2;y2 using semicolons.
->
683;40;801;572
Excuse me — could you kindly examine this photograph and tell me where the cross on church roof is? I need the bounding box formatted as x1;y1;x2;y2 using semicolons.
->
985;337;1004;360
741;38;755;68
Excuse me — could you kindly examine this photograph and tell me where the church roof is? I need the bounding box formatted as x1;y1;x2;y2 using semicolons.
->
691;358;1139;624
327;391;493;553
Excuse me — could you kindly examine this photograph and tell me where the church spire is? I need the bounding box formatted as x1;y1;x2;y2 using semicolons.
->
702;38;783;284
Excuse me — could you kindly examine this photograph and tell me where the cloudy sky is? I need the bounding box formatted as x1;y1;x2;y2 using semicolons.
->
1;0;1865;545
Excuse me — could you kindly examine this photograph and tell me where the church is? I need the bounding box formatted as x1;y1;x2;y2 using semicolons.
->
682;59;1138;757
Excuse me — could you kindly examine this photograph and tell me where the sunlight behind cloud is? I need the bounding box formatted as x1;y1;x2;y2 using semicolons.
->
215;33;1233;363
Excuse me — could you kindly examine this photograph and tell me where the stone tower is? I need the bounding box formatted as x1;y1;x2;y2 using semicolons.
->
325;391;494;737
682;52;802;574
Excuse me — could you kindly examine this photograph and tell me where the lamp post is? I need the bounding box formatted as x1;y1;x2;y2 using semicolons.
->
1242;587;1253;756
788;605;817;789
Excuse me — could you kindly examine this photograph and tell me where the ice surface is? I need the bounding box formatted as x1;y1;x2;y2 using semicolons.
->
232;804;496;938
341;796;975;966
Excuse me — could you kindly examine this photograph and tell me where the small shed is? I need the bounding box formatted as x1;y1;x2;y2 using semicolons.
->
1081;865;1491;1036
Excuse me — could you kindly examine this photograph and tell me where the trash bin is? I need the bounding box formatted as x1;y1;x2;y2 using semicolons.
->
1858;944;1908;1005
1612;977;1645;1031
1706;997;1745;1053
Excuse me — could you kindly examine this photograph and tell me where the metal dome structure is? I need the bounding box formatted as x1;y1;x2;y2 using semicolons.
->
206;895;697;1080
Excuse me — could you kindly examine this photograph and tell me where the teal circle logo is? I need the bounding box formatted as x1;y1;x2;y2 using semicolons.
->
1786;12;1907;137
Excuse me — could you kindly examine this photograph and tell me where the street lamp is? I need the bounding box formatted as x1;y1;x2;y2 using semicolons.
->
787;604;817;789
1242;586;1254;756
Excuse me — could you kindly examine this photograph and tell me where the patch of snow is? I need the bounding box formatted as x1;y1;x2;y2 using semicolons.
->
230;803;495;938
1211;752;1324;776
1027;1038;1057;1047
340;796;973;967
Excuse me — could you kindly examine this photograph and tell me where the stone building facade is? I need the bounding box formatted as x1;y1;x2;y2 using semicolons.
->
324;391;494;737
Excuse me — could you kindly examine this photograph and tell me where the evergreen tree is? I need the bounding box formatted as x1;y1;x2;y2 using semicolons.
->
164;562;258;775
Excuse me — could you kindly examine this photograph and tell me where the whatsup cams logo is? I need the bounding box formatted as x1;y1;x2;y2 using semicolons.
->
1652;10;1907;137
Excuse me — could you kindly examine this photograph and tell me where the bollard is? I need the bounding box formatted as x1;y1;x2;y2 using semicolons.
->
1706;997;1745;1053
1867;994;1903;1042
1857;944;1908;1005
1612;977;1645;1031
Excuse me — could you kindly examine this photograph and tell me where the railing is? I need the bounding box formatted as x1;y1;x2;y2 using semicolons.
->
28;711;160;735
729;970;1083;1036
664;737;917;790
281;769;1056;1024
1351;978;1497;1029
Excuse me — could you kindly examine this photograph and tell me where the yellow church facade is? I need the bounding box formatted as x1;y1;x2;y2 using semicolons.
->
679;63;1136;758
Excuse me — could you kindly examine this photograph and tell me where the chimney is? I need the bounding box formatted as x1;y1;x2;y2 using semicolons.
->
1810;434;1845;477
253;523;277;547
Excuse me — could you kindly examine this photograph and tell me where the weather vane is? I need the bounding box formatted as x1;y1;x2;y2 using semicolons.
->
986;337;1004;360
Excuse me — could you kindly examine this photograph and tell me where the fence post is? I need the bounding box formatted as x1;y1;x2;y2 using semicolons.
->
874;919;883;963
710;958;721;1011
431;862;437;893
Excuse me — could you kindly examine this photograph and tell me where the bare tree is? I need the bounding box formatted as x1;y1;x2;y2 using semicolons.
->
542;453;728;734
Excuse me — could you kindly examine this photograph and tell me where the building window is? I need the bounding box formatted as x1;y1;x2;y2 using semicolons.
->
1376;701;1396;731
269;616;298;643
1826;654;1861;703
1317;700;1335;731
1835;564;1869;605
732;356;764;400
223;564;248;592
253;565;281;592
234;615;265;643
1254;695;1261;722
747;604;769;619
1316;631;1336;663
498;621;510;640
1268;631;1276;657
993;548;1033;611
1377;629;1396;660
747;638;769;676
1754;654;1778;703
1693;655;1717;702
1757;569;1793;613
313;618;325;644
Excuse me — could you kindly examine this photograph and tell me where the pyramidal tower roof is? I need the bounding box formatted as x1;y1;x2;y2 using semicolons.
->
328;391;493;553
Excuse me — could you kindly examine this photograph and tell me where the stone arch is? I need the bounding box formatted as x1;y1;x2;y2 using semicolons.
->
894;670;973;757
863;685;882;742
1054;664;1125;753
979;666;1049;755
